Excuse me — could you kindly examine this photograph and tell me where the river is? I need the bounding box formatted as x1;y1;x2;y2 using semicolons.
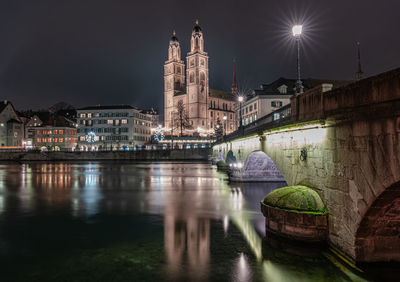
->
0;162;396;281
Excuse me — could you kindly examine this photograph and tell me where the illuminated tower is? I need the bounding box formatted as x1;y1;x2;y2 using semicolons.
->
186;20;209;130
164;31;185;129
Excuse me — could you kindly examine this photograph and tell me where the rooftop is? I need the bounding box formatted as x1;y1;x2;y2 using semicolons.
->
78;105;134;111
252;77;352;97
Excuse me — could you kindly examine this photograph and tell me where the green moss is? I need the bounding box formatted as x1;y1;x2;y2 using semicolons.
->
216;160;226;166
262;185;327;214
262;120;325;135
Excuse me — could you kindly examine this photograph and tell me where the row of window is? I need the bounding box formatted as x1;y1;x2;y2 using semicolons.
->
241;102;258;115
210;101;232;111
241;115;258;126
210;112;233;119
78;128;129;134
79;112;129;118
79;135;129;141
36;129;76;136
80;119;129;126
134;128;150;134
78;135;150;142
36;137;77;143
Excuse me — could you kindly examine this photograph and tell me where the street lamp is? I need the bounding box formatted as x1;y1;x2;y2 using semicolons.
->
223;115;227;138
292;24;304;94
238;96;244;134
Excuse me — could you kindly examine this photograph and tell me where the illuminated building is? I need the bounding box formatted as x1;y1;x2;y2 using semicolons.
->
164;20;237;136
238;78;350;127
0;100;24;148
76;105;152;150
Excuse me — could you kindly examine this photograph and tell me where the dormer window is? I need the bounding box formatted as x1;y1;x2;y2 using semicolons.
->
277;84;288;94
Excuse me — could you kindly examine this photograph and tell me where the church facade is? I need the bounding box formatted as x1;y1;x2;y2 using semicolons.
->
164;21;237;136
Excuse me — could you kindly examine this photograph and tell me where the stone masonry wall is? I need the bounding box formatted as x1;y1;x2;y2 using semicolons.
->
218;114;400;261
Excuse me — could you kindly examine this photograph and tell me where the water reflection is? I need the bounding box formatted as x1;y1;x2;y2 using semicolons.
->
0;162;383;281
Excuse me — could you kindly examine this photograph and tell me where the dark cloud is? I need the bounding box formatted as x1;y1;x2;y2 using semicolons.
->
0;0;399;111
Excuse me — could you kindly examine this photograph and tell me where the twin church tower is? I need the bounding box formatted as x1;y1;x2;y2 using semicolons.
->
164;20;237;135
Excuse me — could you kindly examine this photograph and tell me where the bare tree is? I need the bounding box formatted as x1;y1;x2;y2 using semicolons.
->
173;100;191;136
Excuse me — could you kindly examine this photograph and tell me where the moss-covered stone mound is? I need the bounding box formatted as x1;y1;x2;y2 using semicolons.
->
262;185;327;214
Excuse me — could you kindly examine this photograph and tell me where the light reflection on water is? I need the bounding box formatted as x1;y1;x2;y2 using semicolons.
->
0;162;379;281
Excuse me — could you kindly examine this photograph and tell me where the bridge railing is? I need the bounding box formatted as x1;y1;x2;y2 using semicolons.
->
222;104;292;142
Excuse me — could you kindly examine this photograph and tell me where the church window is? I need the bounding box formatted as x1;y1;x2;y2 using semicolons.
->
254;103;257;110
210;111;213;117
201;59;204;66
230;114;232;119
190;73;194;83
210;101;213;108
195;38;199;48
177;66;181;74
190;60;195;67
200;72;205;83
249;105;253;111
202;120;204;126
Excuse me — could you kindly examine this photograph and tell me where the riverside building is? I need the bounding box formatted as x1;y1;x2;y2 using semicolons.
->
76;105;152;151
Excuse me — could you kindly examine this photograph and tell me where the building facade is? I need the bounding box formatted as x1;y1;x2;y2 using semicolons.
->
0;100;24;148
237;78;351;127
34;126;77;151
77;105;152;151
164;21;237;136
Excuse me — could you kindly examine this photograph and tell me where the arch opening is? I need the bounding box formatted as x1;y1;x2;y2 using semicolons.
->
230;150;286;183
355;182;400;262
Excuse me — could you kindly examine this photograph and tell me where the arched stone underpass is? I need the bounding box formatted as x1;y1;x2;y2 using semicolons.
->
230;150;287;183
355;182;400;262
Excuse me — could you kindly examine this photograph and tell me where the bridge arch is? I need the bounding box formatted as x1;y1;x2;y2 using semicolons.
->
355;181;400;262
235;150;286;182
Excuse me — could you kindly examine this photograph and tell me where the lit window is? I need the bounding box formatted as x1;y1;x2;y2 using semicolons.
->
54;130;57;134
107;120;113;124
59;130;63;135
121;119;128;124
59;138;64;143
87;113;92;118
37;138;41;143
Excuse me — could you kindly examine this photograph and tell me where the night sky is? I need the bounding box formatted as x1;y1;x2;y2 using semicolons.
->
0;0;399;112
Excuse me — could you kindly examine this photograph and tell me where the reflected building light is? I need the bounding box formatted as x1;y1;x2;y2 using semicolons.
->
0;195;4;214
223;215;229;234
232;253;252;282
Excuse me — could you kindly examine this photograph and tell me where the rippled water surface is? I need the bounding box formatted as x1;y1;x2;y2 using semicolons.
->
0;162;396;281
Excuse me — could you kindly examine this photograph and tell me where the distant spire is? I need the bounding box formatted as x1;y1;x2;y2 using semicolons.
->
232;59;238;95
356;41;363;80
195;19;199;25
173;30;176;36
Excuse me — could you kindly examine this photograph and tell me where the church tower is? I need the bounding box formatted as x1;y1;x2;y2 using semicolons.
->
186;20;209;130
164;31;185;129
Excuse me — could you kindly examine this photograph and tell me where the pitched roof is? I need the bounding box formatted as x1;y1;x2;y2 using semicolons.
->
78;105;134;110
209;89;235;101
253;77;352;96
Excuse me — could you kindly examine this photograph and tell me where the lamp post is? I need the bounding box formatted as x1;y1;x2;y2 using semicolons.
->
292;25;303;94
238;96;244;135
223;115;227;138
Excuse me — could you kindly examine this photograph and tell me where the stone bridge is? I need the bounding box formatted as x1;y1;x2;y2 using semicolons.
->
213;68;400;262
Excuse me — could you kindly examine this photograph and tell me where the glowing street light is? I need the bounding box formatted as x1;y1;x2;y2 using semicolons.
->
292;25;302;36
238;96;244;134
292;24;304;94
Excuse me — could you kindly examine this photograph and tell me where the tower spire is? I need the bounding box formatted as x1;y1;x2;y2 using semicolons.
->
232;59;237;95
356;41;363;80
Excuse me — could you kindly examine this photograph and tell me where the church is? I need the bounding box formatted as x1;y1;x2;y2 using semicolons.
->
164;20;237;136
